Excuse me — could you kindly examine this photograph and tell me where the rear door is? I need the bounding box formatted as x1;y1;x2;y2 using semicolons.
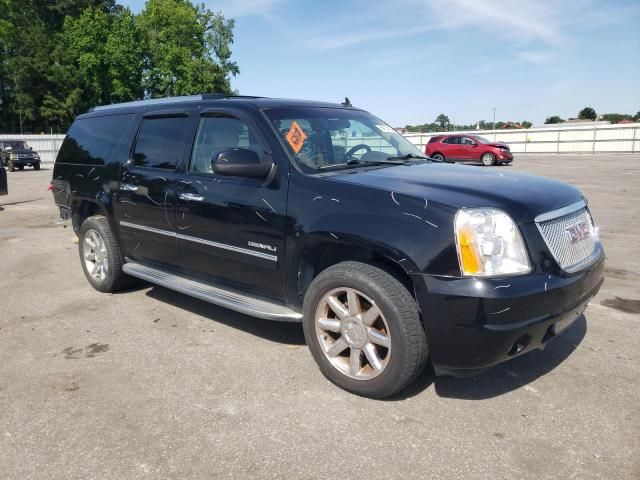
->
174;108;288;301
442;136;462;160
115;111;194;270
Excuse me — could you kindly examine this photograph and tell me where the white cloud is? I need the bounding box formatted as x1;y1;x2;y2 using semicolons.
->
204;0;285;18
518;51;553;64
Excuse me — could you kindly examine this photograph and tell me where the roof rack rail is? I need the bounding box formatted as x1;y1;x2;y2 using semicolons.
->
90;93;228;112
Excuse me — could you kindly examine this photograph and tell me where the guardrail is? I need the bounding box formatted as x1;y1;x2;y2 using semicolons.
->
403;123;640;154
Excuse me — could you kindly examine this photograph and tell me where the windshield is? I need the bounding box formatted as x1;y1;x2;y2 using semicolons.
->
264;107;425;173
4;141;29;150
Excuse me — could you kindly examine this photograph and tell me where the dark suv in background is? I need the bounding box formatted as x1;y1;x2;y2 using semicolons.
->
1;140;41;171
51;94;603;398
425;134;513;166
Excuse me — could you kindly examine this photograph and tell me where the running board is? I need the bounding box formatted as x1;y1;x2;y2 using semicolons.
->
123;262;302;322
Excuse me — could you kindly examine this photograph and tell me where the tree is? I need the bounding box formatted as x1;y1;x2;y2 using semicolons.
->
435;114;450;130
633;111;640;122
601;113;633;124
137;0;238;97
578;107;597;120
545;115;564;124
521;121;532;128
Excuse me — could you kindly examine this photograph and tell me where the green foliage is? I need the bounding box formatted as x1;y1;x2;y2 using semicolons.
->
545;116;564;124
435;114;450;129
0;0;239;132
578;106;597;120
634;111;640;122
600;113;633;124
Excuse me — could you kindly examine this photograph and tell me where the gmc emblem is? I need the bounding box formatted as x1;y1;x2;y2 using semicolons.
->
565;221;591;244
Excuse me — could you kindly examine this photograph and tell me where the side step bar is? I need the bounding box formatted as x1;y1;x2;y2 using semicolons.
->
123;261;303;322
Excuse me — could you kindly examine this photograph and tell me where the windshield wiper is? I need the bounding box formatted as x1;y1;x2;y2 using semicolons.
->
386;153;433;161
346;158;410;166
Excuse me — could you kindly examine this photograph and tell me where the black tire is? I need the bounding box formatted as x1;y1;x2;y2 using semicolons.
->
302;261;428;399
431;153;445;162
78;215;134;293
18;165;24;171
33;163;40;171
8;161;15;172
481;152;496;166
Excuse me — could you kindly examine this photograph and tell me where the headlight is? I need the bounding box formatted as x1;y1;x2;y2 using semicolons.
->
454;208;531;277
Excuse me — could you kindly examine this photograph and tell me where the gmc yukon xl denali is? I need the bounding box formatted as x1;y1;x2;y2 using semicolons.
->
51;95;604;398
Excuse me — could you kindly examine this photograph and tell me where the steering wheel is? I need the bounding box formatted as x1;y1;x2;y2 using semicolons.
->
344;144;371;160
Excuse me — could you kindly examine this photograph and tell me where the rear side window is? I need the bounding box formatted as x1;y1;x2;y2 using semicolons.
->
57;114;133;165
428;136;442;144
133;117;188;170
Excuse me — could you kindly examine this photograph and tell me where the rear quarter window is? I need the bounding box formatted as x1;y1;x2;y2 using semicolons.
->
57;114;133;165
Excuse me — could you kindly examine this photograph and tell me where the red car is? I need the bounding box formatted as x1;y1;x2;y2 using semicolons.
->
425;134;513;166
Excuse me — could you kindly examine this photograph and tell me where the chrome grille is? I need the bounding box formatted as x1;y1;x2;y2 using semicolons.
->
536;207;599;272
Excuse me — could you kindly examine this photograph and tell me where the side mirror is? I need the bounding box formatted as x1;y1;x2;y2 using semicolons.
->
213;148;273;178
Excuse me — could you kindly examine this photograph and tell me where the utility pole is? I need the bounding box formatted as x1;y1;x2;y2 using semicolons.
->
492;107;496;131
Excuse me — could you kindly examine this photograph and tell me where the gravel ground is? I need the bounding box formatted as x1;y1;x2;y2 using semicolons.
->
1;154;639;480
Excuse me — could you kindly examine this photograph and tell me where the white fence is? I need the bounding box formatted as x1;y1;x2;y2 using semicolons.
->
403;123;640;154
0;134;66;166
2;123;639;167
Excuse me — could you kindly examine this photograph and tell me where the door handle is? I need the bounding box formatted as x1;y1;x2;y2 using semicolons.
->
120;183;138;192
179;193;205;202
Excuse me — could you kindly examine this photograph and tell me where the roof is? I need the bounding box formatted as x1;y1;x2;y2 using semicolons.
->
87;94;350;115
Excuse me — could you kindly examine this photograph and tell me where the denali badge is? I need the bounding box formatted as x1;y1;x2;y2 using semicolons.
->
248;241;277;252
565;221;591;244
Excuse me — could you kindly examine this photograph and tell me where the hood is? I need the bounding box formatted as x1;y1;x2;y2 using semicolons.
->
327;162;583;224
6;148;35;155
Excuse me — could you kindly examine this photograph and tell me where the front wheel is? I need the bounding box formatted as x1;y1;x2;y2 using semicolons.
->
481;153;496;166
303;261;428;398
33;163;40;171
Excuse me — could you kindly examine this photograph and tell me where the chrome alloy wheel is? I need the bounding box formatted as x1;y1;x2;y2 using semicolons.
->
481;153;495;166
83;229;109;282
315;287;391;380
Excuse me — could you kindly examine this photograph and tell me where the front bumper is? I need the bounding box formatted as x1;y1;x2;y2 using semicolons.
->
498;152;513;163
9;157;40;166
412;254;604;376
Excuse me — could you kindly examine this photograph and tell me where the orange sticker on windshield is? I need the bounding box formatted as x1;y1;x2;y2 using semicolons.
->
286;121;307;154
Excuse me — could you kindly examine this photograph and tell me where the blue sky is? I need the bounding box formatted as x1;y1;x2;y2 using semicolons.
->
121;0;640;126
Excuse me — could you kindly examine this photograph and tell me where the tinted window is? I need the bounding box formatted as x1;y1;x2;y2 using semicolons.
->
443;136;460;144
190;116;264;173
57;114;133;165
427;136;442;144
461;137;475;145
133;117;188;169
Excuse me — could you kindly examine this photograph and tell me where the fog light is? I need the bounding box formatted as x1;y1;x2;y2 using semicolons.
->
508;334;531;356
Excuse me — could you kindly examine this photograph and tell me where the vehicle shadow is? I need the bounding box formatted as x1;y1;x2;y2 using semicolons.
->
432;315;587;400
144;285;306;345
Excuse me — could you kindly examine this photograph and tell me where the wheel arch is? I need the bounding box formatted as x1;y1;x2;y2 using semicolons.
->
290;233;419;308
70;193;115;235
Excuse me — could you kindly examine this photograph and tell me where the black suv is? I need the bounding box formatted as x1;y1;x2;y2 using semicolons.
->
1;140;41;171
50;95;604;398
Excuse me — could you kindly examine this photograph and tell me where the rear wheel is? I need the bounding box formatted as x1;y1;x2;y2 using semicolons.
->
481;152;496;166
79;215;134;293
303;261;428;398
18;165;24;171
431;153;445;162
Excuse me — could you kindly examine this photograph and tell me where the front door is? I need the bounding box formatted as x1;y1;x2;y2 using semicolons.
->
175;110;288;301
115;112;193;269
458;136;478;160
